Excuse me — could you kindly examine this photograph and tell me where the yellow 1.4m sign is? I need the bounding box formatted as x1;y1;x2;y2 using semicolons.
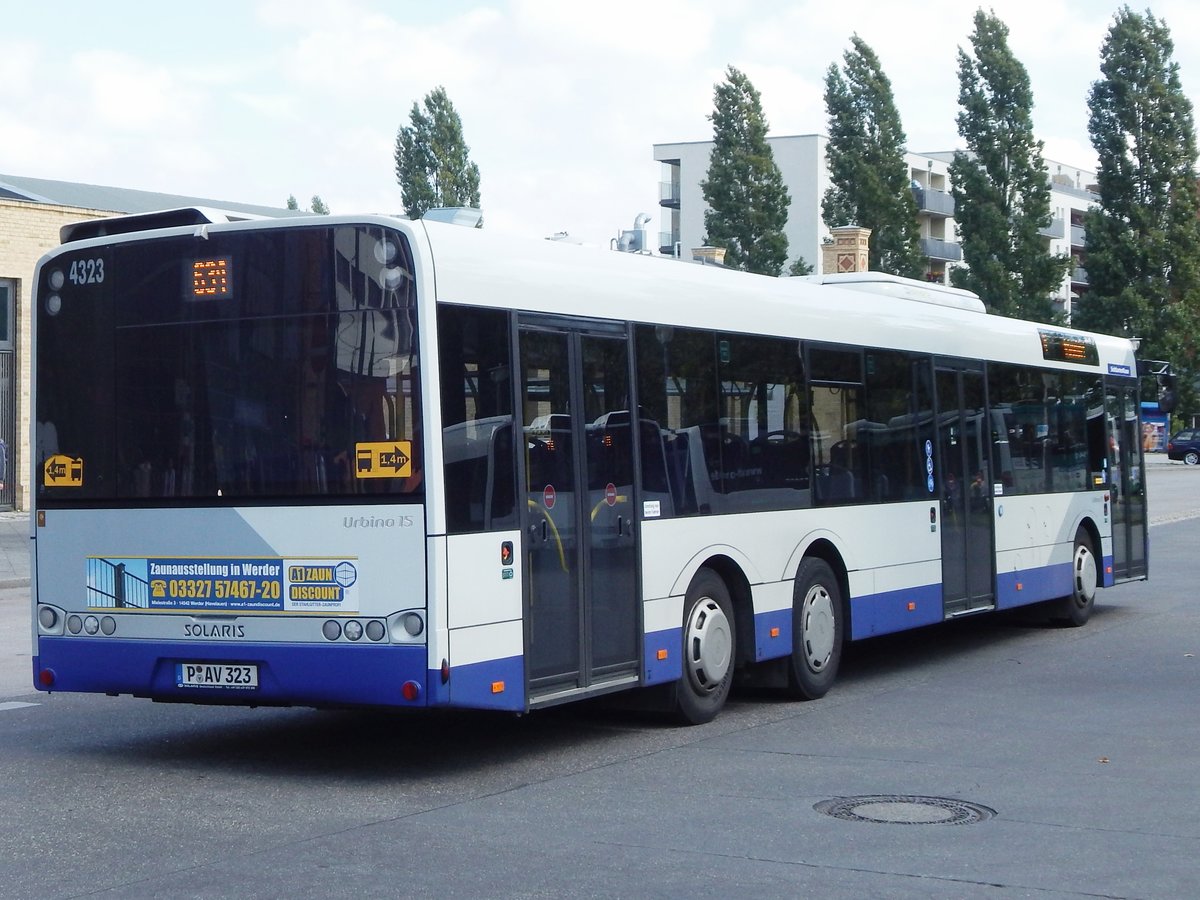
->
44;454;84;487
354;441;413;479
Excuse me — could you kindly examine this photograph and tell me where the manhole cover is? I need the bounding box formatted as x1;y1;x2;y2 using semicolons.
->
815;795;996;825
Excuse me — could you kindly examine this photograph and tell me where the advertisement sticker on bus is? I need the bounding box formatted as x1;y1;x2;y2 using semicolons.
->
85;556;361;613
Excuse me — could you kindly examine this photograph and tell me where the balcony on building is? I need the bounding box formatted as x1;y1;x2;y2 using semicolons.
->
659;231;679;256
1039;217;1065;240
1071;265;1089;285
911;186;955;218
659;181;680;209
1070;224;1086;247
920;237;962;261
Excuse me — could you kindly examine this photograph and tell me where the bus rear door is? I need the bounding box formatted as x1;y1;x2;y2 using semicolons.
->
936;362;996;615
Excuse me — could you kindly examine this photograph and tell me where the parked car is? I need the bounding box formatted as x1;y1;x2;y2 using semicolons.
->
1167;429;1200;465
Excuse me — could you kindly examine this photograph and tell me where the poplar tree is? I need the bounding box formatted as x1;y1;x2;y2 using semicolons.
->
286;194;329;214
950;10;1068;321
394;86;481;221
823;35;923;278
1077;6;1200;409
700;66;790;276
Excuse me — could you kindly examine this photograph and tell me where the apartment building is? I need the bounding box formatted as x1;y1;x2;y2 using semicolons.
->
653;137;1097;319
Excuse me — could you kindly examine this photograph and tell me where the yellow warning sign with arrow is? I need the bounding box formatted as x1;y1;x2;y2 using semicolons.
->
44;454;84;487
354;441;412;479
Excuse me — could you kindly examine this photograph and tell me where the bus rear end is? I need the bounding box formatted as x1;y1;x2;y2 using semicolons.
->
31;217;434;708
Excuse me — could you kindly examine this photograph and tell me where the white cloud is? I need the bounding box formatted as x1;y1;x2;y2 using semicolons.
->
4;0;1200;245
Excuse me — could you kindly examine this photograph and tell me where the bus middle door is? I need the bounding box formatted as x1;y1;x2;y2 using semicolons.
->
518;321;640;703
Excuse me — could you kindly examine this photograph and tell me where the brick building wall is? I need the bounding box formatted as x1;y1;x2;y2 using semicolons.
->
0;200;113;510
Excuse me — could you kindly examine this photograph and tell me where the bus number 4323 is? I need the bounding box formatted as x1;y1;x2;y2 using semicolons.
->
69;258;105;285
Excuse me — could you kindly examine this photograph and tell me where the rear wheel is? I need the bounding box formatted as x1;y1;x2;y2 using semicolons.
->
1185;450;1199;465
674;569;735;725
1053;529;1097;627
786;558;844;700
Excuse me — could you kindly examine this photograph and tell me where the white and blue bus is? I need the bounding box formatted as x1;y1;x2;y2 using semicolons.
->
30;210;1150;723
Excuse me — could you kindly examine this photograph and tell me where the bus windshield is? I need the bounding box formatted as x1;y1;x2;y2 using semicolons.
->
36;224;421;503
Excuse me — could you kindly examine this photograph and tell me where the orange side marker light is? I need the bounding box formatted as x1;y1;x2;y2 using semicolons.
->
491;681;505;694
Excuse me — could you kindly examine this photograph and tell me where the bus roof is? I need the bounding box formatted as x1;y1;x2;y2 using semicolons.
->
417;219;1136;377
41;209;1137;378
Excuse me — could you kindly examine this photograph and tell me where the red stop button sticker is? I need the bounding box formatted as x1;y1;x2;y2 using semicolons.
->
605;483;617;507
543;485;556;509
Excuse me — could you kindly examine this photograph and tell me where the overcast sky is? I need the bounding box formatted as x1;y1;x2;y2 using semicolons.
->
3;1;1199;246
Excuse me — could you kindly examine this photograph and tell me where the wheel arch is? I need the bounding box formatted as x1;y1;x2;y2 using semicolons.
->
1074;514;1102;558
786;536;852;636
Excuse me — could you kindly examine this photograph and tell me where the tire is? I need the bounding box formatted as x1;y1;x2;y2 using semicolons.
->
786;558;844;700
1185;450;1199;466
1053;529;1097;627
673;569;736;725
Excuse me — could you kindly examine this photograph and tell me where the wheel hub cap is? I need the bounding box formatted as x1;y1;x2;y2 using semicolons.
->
685;598;731;692
803;585;835;671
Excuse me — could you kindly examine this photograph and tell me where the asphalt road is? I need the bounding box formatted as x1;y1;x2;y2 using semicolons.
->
1;461;1197;898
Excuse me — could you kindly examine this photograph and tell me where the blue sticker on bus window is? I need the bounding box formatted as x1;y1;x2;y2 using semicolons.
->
1107;363;1132;376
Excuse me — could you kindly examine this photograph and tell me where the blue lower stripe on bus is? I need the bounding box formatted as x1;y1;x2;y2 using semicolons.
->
644;628;682;685
447;654;525;712
35;638;429;708
754;608;792;662
996;562;1072;609
850;583;943;639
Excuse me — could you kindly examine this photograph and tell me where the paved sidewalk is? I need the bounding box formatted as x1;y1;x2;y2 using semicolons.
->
0;510;30;589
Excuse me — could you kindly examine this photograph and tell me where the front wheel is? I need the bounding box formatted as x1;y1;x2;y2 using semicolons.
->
1185;450;1199;465
786;558;844;700
1053;530;1097;627
674;569;736;725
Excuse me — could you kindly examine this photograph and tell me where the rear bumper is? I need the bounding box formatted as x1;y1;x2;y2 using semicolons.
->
34;638;430;708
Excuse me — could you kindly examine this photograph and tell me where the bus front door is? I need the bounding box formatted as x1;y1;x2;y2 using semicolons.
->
1107;382;1147;580
936;364;996;616
519;322;640;702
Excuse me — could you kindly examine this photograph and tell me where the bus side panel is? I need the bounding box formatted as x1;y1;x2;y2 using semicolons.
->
640;503;944;656
992;492;1108;609
447;620;525;711
643;596;683;686
442;531;524;710
849;561;944;639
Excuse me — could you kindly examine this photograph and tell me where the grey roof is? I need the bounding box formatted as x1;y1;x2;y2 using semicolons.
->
0;173;301;218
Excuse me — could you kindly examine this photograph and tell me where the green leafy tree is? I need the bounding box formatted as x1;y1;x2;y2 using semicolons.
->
700;66;790;276
949;10;1068;321
394;86;481;220
823;35;923;278
286;194;329;214
787;257;814;276
1077;6;1200;417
